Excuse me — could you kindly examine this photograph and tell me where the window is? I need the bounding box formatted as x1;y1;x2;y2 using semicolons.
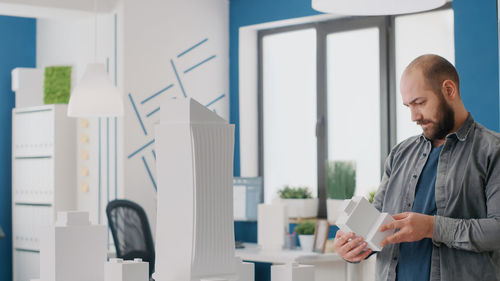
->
257;5;454;216
261;29;317;202
327;27;382;198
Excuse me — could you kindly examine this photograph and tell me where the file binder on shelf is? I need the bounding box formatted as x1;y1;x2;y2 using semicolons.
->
12;105;76;281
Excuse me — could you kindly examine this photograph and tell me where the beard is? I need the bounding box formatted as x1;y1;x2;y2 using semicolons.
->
419;96;455;141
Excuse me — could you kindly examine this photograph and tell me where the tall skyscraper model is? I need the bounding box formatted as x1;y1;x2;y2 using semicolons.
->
154;98;253;281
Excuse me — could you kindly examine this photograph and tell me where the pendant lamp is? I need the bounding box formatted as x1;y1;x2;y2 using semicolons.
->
67;63;124;117
67;0;124;117
312;0;446;16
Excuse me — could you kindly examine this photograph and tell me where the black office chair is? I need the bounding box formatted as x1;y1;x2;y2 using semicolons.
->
106;199;155;279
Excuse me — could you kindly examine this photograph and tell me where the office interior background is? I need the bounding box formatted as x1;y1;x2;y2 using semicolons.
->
0;0;498;280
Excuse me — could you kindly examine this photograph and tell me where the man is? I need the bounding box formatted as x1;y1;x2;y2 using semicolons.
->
333;54;500;281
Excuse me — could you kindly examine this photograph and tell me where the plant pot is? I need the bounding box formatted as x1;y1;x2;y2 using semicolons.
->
281;198;318;218
298;234;315;252
327;198;349;224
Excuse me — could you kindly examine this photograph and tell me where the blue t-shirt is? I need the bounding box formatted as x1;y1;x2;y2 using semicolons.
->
396;145;442;281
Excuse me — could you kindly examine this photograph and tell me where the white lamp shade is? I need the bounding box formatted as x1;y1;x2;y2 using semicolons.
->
67;63;124;117
312;0;446;15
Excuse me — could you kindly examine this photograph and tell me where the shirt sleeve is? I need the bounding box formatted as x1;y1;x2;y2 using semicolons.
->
373;148;395;212
432;143;500;252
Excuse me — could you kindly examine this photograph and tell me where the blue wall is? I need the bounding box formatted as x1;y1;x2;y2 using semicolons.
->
0;15;36;281
454;0;499;131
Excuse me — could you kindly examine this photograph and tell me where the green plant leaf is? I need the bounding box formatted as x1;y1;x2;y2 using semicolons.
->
368;190;377;203
278;185;312;199
294;220;315;235
326;160;356;200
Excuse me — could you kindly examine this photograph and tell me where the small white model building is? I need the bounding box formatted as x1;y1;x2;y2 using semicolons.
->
271;263;315;281
11;67;44;107
105;258;149;281
257;202;288;250
154;98;254;281
336;196;394;251
39;211;106;281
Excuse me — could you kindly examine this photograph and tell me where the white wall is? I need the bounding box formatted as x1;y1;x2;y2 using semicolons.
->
26;0;230;241
121;0;229;235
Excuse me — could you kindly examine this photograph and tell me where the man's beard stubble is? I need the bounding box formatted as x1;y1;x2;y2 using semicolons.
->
422;96;455;141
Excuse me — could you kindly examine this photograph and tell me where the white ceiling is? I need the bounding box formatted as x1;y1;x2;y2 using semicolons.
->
0;0;118;13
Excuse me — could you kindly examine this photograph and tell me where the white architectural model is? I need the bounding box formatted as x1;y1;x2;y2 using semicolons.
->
11;67;44;107
271;263;315;281
336;196;394;251
154;98;254;281
105;258;148;281
257;203;287;250
13;104;76;281
39;211;106;281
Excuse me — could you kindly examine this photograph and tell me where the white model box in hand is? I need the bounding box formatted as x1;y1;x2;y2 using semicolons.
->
271;263;315;281
154;98;253;281
336;196;395;251
39;211;106;281
105;258;149;281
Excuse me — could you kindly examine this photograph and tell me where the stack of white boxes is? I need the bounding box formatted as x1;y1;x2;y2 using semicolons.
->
154;98;254;281
105;258;149;281
257;203;288;250
11;68;44;108
39;211;106;281
271;264;315;281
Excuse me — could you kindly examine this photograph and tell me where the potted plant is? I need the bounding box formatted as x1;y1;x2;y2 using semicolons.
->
277;185;318;218
326;161;356;224
368;190;377;204
294;220;316;252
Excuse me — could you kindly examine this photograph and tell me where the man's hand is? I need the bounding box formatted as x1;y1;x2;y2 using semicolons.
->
334;230;372;263
380;212;434;247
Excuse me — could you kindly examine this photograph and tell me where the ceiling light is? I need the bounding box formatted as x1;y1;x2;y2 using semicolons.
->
67;63;124;117
67;0;124;117
312;0;446;16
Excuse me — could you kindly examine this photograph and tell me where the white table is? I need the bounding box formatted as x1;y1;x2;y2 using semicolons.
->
235;243;348;281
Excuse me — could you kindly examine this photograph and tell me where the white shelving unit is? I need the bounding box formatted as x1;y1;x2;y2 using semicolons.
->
12;104;76;281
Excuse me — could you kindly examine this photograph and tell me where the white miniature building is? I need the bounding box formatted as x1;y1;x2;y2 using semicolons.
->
11;68;44;107
271;263;315;281
39;211;106;281
105;258;149;281
336;196;394;251
257;202;288;250
154;98;254;281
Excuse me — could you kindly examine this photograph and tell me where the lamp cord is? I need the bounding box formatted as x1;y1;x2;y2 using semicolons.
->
94;0;97;63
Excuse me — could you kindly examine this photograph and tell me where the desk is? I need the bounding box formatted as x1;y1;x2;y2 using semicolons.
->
236;243;376;281
236;243;348;281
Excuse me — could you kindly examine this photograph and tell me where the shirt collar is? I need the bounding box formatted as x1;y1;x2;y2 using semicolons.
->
451;113;474;141
417;113;475;143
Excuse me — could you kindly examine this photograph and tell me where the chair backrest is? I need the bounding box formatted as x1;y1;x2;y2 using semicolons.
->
106;199;155;277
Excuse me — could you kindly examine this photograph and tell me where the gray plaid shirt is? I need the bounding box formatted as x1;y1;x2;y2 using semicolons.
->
373;114;500;281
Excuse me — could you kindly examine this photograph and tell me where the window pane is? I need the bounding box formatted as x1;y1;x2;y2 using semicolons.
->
395;9;455;143
327;28;381;198
262;29;317;203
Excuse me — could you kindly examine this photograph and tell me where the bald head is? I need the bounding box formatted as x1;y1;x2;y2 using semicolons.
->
403;54;460;96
